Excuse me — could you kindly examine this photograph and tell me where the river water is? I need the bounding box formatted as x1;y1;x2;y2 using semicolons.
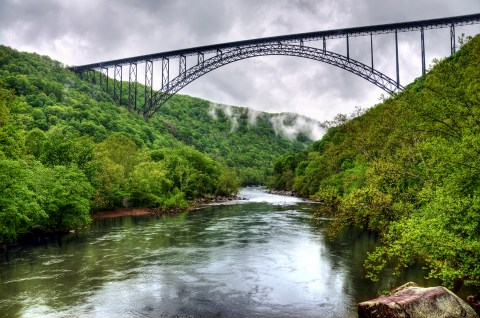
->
0;188;436;318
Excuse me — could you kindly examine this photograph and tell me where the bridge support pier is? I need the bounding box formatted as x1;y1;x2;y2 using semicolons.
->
114;65;123;105
179;55;187;79
162;58;169;90
100;67;108;93
450;24;456;54
395;30;400;88
128;62;137;111
144;60;153;111
197;52;204;67
89;69;96;84
346;34;350;60
370;33;374;70
421;28;426;76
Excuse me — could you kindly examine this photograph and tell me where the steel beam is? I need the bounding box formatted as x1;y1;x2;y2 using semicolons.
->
346;34;350;60
450;24;456;54
421;28;426;76
395;30;400;88
197;52;204;66
89;69;96;84
370;33;374;69
128;62;137;111
144;60;153;109
179;55;186;78
114;65;122;104
161;58;169;90
100;67;108;93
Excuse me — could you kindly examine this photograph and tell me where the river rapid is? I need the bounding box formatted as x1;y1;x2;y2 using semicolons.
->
0;188;436;317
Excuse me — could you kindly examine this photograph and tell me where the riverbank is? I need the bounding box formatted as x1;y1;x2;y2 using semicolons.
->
92;188;312;220
92;195;244;219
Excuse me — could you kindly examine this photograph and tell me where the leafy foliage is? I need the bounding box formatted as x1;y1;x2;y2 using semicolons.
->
270;35;480;290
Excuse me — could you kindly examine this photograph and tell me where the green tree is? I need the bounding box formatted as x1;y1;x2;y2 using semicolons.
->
0;159;45;242
35;164;93;231
127;161;177;208
24;128;48;160
215;167;240;196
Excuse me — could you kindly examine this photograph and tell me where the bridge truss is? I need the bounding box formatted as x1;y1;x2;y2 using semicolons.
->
70;13;480;118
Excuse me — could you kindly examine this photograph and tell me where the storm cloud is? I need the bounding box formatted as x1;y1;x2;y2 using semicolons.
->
0;0;478;121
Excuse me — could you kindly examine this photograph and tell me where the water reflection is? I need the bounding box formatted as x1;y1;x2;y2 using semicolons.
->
0;189;441;317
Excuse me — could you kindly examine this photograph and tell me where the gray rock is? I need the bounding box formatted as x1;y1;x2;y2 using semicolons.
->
358;282;479;318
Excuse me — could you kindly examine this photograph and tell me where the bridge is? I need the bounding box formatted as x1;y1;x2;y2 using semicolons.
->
70;13;480;118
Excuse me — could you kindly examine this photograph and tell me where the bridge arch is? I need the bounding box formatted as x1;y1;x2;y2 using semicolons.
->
145;43;403;117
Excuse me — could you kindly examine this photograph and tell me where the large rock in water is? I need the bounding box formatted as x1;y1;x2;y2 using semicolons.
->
358;282;479;318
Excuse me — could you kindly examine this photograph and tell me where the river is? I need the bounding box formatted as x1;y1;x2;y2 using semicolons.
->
0;188;436;317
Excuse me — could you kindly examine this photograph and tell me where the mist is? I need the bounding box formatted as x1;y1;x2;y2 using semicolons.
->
208;102;327;141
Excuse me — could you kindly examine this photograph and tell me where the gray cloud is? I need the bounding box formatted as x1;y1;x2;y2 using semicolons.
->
0;0;478;122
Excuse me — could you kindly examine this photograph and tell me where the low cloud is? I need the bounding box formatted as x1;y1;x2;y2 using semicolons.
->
269;113;326;141
208;102;240;132
247;108;261;126
209;102;327;141
208;103;218;120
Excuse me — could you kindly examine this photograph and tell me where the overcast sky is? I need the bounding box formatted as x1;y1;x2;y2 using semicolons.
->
0;0;479;121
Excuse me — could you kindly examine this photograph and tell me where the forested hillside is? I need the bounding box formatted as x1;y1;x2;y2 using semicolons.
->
270;35;480;290
153;99;319;184
0;45;316;244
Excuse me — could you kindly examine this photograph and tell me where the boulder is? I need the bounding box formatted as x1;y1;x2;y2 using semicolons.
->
358;282;479;318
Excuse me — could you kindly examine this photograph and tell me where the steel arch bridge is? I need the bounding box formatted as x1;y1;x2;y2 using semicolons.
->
70;13;480;118
145;44;402;118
